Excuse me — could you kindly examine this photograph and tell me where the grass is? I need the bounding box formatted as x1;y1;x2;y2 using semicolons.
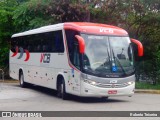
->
136;82;160;90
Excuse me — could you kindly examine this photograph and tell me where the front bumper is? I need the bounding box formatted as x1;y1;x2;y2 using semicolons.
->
80;81;135;97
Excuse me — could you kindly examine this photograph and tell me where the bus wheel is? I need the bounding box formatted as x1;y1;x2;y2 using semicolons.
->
57;79;68;100
19;72;27;88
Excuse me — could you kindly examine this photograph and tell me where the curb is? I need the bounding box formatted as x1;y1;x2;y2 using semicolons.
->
135;89;160;94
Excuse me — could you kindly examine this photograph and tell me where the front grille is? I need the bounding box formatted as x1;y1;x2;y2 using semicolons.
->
96;83;128;88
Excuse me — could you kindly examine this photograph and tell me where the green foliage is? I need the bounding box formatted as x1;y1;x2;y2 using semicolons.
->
0;0;18;68
13;0;55;31
13;0;92;31
136;82;160;90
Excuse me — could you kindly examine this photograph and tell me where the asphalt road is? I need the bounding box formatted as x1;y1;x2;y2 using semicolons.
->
0;82;160;120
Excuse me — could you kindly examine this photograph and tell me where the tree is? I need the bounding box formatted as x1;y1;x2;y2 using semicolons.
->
13;0;92;32
0;0;18;68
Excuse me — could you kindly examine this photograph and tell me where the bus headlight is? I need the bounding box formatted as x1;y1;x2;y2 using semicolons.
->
127;81;134;85
81;74;98;86
84;79;98;86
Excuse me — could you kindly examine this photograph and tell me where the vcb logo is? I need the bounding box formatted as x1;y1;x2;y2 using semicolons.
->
11;46;30;61
100;28;114;33
40;53;51;63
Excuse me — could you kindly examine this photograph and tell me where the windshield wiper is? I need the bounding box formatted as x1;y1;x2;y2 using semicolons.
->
111;49;127;75
106;43;112;70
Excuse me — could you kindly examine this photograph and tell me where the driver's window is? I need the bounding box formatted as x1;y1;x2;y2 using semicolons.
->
73;43;80;70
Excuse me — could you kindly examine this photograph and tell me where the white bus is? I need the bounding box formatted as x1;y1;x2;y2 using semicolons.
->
10;22;143;99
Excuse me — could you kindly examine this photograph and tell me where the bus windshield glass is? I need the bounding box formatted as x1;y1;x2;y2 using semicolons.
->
81;34;134;77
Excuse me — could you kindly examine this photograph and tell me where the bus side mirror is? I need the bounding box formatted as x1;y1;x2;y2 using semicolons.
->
75;35;85;54
131;38;143;57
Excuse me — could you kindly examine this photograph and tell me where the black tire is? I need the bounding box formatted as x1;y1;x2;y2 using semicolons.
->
19;72;27;88
57;79;68;100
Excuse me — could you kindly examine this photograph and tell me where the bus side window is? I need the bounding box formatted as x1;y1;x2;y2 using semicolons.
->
23;38;27;50
27;37;33;52
37;44;41;52
55;31;64;53
27;35;35;52
43;45;48;52
46;32;54;52
11;37;17;52
27;45;31;51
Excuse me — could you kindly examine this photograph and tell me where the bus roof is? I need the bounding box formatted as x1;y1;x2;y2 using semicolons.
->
64;22;128;36
12;23;64;38
12;22;128;38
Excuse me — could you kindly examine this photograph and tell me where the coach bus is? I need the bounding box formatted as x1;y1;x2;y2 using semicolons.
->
10;22;143;100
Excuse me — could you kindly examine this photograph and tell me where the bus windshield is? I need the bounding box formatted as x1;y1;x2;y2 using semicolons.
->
81;34;135;78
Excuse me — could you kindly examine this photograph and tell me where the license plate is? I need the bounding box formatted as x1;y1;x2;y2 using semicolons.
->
108;90;117;94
